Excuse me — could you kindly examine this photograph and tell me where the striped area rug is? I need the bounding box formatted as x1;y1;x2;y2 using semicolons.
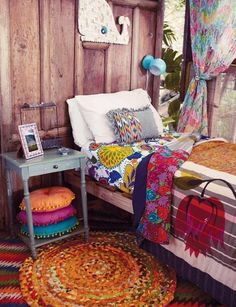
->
0;237;29;306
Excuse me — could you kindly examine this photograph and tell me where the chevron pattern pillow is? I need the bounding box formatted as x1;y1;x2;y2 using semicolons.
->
107;109;143;143
107;106;160;144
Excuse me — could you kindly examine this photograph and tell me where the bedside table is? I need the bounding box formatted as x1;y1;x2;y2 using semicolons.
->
1;149;88;259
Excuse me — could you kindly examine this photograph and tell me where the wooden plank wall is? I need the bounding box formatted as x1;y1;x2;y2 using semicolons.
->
0;0;164;229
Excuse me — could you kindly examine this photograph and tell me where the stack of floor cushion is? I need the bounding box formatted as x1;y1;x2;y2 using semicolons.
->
17;186;78;239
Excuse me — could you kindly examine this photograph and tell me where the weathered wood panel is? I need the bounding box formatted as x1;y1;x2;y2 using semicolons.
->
83;49;106;94
10;0;41;132
152;0;165;108
110;5;133;92
137;9;157;98
0;0;12;152
9;0;42;195
0;0;13;230
44;0;75;127
0;0;165;229
130;7;140;90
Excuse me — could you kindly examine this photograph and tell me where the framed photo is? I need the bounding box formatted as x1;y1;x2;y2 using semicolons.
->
18;123;44;159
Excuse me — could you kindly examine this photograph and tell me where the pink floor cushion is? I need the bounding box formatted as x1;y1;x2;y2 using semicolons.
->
19;186;75;212
17;204;77;226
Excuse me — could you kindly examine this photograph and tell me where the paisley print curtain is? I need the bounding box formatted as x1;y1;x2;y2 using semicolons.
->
177;0;236;135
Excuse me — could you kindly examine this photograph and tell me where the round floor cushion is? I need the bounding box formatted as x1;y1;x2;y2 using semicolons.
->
17;204;77;226
19;186;75;212
20;216;78;239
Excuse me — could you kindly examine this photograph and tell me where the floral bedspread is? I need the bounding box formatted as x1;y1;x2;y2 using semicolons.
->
85;133;197;194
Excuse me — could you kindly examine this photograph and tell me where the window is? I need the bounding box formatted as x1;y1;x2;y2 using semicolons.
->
210;65;236;143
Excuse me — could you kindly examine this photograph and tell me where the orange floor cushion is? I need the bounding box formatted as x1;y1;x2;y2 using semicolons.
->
19;186;75;212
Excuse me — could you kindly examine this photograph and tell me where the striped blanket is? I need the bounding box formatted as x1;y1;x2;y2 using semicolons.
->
169;143;236;292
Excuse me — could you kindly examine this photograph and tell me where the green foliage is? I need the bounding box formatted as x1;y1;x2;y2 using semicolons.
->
163;23;176;48
161;16;184;129
162;48;182;92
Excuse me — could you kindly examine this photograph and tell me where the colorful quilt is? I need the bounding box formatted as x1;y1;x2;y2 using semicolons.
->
84;137;236;293
85;133;197;194
133;140;236;291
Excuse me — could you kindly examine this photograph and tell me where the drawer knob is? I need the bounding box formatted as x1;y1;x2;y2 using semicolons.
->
53;165;59;169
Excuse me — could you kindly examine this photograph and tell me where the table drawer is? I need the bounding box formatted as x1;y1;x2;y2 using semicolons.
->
29;159;81;177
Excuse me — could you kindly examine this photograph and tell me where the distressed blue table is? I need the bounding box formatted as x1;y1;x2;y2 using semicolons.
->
1;148;88;259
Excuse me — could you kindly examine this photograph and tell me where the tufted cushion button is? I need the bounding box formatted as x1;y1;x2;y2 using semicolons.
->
19;186;75;212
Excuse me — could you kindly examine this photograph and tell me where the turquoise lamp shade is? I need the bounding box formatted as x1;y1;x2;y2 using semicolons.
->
142;55;155;70
142;55;166;76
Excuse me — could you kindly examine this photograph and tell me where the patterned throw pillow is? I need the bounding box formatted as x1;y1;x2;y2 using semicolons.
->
107;106;160;144
112;109;143;143
19;186;75;212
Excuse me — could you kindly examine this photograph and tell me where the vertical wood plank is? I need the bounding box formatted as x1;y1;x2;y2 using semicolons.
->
74;0;84;95
111;5;133;93
39;0;51;102
10;0;41;131
47;0;75;127
104;46;113;93
83;49;105;94
130;7;140;90
152;0;164;109
0;0;12;150
104;0;113;93
137;8;156;98
0;0;12;227
10;0;42;195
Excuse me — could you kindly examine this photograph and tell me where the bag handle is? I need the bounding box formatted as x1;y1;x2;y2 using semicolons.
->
201;178;236;200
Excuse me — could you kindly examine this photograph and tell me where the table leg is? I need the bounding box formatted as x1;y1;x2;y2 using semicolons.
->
58;171;63;186
80;159;89;240
23;180;37;259
6;168;14;236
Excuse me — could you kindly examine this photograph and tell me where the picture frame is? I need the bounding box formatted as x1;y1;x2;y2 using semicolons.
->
18;123;44;159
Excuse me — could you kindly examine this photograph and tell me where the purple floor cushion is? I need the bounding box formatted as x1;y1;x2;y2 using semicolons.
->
17;204;77;226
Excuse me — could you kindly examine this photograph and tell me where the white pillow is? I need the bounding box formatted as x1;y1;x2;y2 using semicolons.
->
66;97;94;148
67;89;163;146
76;89;161;144
149;104;164;134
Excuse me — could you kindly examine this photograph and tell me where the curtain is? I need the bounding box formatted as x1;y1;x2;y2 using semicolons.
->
177;0;236;135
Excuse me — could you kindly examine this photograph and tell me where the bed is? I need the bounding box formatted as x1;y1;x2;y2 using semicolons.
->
66;89;236;307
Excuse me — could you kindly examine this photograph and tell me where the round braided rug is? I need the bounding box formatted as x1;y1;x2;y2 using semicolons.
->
19;232;176;306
